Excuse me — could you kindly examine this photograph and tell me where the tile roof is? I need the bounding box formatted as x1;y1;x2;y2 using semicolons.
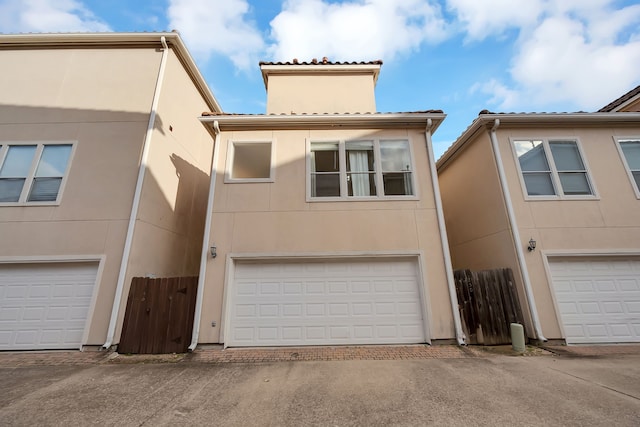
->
201;110;442;116
438;110;640;169
598;85;640;112
259;58;383;66
477;110;590;115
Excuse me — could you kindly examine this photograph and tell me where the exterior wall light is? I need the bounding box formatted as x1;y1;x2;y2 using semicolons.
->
527;238;536;252
210;245;217;258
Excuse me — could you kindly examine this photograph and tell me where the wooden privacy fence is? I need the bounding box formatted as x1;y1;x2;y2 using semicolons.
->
454;268;526;345
118;276;198;354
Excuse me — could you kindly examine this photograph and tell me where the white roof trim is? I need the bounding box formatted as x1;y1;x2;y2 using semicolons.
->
260;63;382;88
437;112;640;170
200;112;445;133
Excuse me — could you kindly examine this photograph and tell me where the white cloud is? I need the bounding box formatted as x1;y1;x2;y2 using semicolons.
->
470;79;519;109
446;0;545;41
268;0;449;62
510;14;640;109
0;0;110;33
167;0;265;70
466;1;640;111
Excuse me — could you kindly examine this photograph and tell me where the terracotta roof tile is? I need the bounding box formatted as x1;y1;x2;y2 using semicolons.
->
598;85;640;112
259;59;383;66
201;110;441;117
478;110;593;116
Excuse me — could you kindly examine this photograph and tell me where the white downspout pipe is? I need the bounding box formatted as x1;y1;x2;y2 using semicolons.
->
425;119;466;345
189;120;221;351
102;36;170;350
488;119;546;342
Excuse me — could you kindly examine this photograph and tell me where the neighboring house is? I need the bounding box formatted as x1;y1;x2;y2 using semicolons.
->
437;86;640;344
599;85;640;113
0;32;221;350
192;59;465;348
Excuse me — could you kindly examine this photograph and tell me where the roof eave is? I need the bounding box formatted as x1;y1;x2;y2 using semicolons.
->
598;85;640;112
437;112;640;170
259;63;382;89
199;112;445;132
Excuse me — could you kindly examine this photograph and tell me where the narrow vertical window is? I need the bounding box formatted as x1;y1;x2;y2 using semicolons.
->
28;144;72;202
619;139;640;192
514;140;555;196
0;145;37;202
346;140;376;197
549;140;592;195
311;142;340;197
379;140;413;196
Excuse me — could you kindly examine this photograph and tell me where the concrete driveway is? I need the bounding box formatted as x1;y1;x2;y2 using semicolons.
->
1;351;639;426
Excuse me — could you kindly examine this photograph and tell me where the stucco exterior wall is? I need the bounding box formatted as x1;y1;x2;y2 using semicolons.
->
437;130;535;335
112;49;215;343
619;97;640;112
497;124;640;339
0;47;162;344
438;132;515;269
266;74;377;114
199;127;454;343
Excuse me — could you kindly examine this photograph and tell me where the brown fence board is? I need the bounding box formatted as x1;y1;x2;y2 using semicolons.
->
118;276;198;354
454;268;526;345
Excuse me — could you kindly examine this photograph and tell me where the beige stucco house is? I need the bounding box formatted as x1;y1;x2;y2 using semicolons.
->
437;86;640;344
193;59;465;348
0;32;220;350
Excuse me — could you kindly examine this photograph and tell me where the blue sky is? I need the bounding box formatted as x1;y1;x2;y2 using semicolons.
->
1;0;639;156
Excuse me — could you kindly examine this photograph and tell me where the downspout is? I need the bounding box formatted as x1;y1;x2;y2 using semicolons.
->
102;36;170;350
425;119;466;345
488;119;546;342
189;120;221;351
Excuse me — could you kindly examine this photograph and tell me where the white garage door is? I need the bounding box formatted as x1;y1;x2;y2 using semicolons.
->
227;258;427;347
0;262;99;350
549;257;640;344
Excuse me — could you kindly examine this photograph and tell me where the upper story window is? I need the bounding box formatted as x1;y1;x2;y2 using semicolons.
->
308;139;415;200
616;139;640;197
225;141;274;183
513;139;594;198
0;143;73;204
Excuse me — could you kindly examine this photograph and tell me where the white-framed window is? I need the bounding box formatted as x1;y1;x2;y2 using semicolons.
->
512;138;595;198
616;138;640;197
0;142;74;205
308;138;416;200
225;140;274;183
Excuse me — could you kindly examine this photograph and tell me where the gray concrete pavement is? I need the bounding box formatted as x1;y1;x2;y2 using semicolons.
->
1;353;639;426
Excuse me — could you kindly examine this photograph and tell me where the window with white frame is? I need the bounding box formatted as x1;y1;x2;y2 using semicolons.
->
513;139;593;197
0;143;73;203
226;141;273;182
617;139;640;194
309;139;415;199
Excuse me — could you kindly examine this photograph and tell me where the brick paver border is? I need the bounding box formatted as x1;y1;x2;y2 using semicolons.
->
0;345;477;366
188;344;477;363
5;343;636;366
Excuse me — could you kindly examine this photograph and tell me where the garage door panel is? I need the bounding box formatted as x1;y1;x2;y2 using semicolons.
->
550;257;640;344
228;258;426;347
610;323;634;337
283;282;302;294
628;301;640;313
620;280;640;292
283;304;302;316
0;262;98;350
